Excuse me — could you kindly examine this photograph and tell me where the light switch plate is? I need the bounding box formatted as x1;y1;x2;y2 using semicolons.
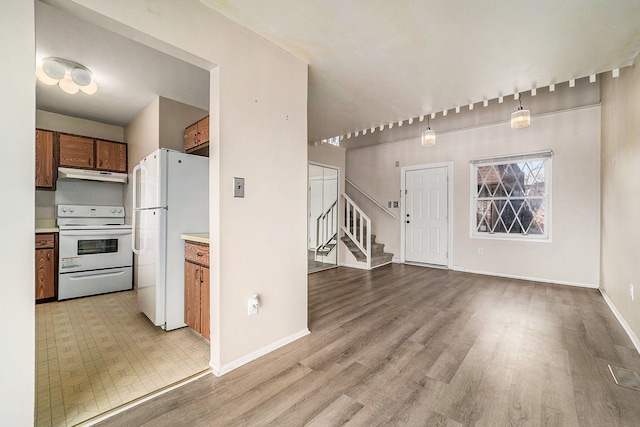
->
233;177;244;198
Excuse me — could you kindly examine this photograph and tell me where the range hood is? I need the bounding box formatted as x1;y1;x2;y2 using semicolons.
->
58;167;128;184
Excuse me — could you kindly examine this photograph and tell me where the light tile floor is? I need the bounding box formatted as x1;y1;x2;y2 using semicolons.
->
35;290;210;427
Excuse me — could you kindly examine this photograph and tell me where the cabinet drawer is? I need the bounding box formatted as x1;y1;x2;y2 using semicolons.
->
185;242;209;266
35;234;55;249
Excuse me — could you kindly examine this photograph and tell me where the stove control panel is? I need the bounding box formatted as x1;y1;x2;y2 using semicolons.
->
57;205;125;218
57;205;126;226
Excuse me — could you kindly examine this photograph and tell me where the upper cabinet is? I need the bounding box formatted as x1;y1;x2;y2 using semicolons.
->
184;116;209;155
59;134;94;169
35;129;58;190
35;129;128;190
58;133;127;173
96;140;127;173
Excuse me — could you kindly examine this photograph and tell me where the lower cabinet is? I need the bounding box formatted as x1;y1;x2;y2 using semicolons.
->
184;241;210;340
36;233;57;303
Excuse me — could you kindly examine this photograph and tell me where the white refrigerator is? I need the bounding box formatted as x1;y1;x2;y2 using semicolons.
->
132;148;209;331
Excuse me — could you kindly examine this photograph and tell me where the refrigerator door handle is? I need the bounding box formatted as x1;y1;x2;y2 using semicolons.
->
132;163;142;254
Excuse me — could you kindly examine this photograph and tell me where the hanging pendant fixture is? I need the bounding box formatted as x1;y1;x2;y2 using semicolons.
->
511;93;530;128
421;116;436;146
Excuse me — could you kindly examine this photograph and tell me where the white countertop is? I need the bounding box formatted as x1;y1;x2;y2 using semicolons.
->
35;218;58;233
180;233;209;244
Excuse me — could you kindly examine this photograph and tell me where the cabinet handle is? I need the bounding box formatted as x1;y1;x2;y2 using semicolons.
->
197;252;204;257
47;252;51;260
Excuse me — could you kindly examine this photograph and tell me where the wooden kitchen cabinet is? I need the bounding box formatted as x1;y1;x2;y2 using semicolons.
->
59;134;94;169
58;133;128;173
96;139;127;173
35;233;57;303
35;129;58;190
184;116;210;154
184;241;210;339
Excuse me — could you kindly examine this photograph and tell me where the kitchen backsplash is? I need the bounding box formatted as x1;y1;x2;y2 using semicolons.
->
35;179;125;220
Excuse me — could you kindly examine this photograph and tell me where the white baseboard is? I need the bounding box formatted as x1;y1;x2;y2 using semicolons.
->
462;268;598;289
452;265;466;272
392;257;401;263
211;328;310;377
599;289;640;355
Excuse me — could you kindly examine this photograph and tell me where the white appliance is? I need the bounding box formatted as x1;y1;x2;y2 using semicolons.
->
133;149;209;331
57;205;133;300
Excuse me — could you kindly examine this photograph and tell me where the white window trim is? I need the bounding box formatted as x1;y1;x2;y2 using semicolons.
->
469;150;553;242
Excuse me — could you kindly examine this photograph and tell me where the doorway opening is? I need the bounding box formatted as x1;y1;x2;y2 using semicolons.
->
308;163;339;273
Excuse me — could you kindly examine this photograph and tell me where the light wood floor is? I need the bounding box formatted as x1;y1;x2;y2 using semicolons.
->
96;265;640;426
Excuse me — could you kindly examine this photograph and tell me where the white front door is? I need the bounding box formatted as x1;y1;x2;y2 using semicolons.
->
405;166;449;266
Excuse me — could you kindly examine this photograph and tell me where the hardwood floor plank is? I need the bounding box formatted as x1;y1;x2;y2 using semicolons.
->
96;265;640;427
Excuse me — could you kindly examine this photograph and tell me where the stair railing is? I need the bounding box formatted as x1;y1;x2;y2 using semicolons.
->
346;178;397;219
342;193;371;269
315;200;338;257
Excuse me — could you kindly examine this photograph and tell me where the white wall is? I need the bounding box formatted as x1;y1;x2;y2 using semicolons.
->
59;0;309;373
0;2;35;425
601;64;640;349
347;90;601;287
36;109;124;141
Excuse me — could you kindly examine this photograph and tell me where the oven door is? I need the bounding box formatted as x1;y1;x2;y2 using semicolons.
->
59;228;132;273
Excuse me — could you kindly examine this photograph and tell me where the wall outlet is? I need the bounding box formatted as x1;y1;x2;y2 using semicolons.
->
630;284;635;301
477;248;484;256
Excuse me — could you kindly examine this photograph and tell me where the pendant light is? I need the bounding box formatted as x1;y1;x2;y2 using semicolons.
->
511;93;530;128
421;116;436;146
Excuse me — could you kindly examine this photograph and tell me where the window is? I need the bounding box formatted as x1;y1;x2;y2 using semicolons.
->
471;151;552;240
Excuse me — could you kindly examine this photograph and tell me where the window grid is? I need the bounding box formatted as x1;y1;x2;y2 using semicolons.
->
472;157;550;239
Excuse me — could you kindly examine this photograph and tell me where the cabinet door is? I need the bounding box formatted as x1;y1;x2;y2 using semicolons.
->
96;140;127;172
184;123;199;152
200;266;210;340
35;248;56;300
184;261;202;333
35;130;56;189
197;116;209;146
59;134;94;169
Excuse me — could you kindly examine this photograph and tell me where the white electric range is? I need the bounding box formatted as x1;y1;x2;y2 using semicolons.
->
57;204;133;300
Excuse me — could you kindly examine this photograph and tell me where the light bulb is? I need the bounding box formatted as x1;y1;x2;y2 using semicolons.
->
59;75;79;94
80;79;98;95
36;66;59;85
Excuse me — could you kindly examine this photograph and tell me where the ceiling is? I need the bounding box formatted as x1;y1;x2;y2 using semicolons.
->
200;0;640;142
35;1;210;127
36;1;640;142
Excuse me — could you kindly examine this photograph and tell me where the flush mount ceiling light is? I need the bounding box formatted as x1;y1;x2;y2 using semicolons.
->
36;57;98;95
421;116;436;146
511;93;530;129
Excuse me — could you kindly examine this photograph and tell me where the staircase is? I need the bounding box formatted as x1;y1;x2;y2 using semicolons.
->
341;193;394;269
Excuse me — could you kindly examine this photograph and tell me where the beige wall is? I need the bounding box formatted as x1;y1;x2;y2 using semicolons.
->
309;143;346;264
347;88;601;287
61;0;309;371
601;64;640;349
36;110;124;141
158;97;208;152
0;1;35;424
